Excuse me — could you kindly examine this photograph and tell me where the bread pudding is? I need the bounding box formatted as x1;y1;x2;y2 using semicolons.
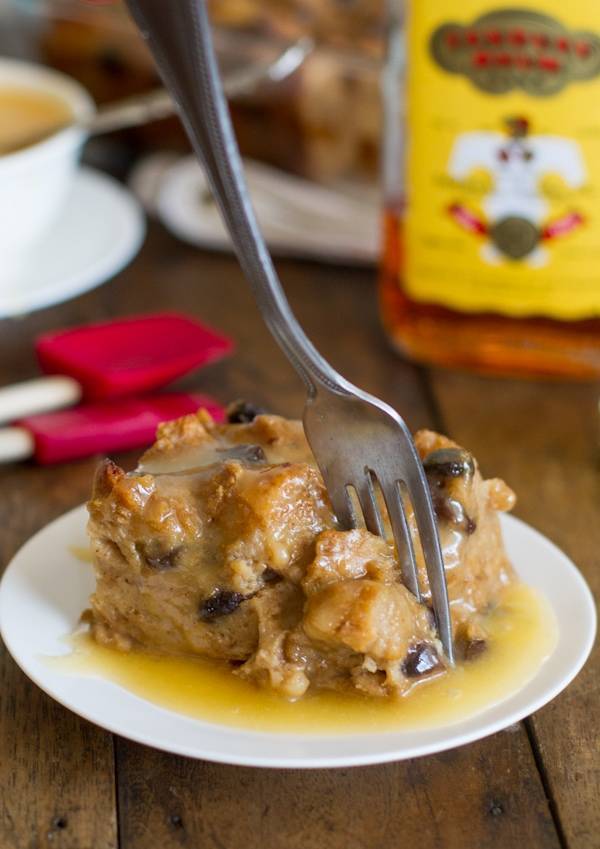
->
86;403;516;700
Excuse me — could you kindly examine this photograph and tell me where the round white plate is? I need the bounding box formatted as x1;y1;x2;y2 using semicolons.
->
0;506;595;769
130;154;379;265
0;167;145;319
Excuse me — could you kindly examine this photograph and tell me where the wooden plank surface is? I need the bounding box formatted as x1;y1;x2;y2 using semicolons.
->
115;735;559;849
1;221;594;847
430;371;600;848
0;404;118;847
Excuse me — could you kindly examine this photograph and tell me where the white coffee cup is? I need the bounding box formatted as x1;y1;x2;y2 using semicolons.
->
0;58;95;280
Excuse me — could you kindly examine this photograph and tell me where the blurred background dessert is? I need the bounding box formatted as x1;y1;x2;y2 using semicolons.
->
7;0;384;185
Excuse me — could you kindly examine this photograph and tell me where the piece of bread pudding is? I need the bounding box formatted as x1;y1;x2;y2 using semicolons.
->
87;404;515;699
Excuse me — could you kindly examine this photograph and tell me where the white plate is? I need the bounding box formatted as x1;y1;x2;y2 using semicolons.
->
0;167;145;318
0;505;595;769
130;154;379;265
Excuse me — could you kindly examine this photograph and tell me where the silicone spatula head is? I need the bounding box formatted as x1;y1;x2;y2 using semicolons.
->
35;313;234;401
18;392;225;465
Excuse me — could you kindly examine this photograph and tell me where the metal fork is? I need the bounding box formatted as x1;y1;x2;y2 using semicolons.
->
123;0;454;663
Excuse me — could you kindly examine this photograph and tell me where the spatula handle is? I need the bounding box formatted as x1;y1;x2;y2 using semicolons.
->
0;427;34;463
0;376;81;425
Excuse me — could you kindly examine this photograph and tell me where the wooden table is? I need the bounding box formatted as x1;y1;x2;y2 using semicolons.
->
1;220;598;849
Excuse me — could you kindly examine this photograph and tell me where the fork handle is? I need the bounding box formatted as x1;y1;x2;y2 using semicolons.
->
123;0;348;398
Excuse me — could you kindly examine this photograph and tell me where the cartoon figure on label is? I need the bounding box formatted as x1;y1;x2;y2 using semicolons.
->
447;117;586;267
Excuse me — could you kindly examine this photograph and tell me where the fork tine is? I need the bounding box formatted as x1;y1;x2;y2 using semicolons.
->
379;479;421;600
324;479;357;531
405;471;454;664
356;468;385;537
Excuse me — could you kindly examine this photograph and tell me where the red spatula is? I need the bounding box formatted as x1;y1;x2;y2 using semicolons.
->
0;392;224;464
0;313;233;424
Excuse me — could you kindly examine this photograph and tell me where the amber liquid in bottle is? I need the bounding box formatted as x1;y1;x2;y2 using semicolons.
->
379;3;600;380
380;205;600;379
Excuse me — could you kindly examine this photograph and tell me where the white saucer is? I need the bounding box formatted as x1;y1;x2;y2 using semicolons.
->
129;154;379;265
0;506;595;769
0;167;145;319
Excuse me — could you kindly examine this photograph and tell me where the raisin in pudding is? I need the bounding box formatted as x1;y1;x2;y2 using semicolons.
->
86;403;516;700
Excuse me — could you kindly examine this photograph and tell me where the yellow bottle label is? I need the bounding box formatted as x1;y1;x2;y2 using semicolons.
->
404;1;600;319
